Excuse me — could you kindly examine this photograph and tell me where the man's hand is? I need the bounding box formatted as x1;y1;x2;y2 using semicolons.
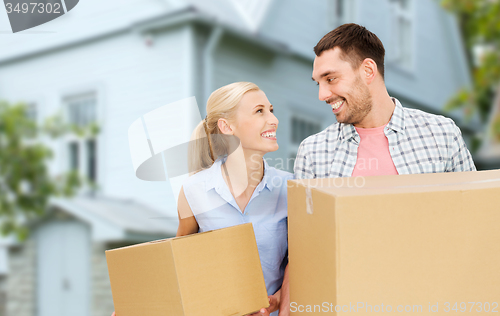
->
250;289;281;316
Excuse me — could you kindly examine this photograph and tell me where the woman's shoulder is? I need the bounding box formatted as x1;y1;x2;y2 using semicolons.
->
182;166;215;191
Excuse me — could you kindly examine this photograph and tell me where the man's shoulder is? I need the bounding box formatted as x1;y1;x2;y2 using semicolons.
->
403;107;458;131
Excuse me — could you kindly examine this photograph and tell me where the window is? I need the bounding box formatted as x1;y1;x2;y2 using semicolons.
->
64;93;98;183
86;139;97;182
389;0;413;69
69;141;79;171
67;95;96;127
328;0;356;29
289;117;322;172
24;103;37;122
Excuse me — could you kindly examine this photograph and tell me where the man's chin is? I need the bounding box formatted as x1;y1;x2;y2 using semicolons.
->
334;113;347;124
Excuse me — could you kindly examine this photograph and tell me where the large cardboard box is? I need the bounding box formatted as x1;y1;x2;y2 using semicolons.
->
106;223;269;316
288;170;500;315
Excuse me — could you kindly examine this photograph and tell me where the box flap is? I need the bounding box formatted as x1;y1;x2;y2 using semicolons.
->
289;169;500;197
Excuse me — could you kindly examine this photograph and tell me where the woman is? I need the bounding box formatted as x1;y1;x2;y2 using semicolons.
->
112;82;290;316
180;82;291;316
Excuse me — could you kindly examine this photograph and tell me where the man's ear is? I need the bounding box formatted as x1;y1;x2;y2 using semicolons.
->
361;58;377;84
218;118;233;135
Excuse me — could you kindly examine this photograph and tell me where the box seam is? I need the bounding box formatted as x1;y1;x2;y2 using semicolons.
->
171;242;186;316
335;195;340;306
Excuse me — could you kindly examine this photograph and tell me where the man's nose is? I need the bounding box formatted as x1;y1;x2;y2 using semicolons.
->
318;84;333;101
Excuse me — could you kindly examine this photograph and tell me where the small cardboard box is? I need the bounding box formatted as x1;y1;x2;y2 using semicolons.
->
106;223;269;316
288;170;500;315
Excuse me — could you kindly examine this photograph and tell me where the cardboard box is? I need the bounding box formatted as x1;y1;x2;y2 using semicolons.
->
288;170;500;315
106;223;269;316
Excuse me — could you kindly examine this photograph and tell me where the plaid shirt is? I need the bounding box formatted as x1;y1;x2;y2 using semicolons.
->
294;98;476;179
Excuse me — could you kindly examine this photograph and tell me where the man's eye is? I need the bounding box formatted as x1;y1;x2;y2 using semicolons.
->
327;78;335;83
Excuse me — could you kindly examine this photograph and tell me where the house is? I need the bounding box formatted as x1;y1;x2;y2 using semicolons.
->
474;88;500;169
0;0;474;315
4;196;176;316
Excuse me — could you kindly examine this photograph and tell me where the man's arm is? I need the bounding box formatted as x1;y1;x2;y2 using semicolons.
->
279;264;290;316
448;123;476;172
294;141;315;179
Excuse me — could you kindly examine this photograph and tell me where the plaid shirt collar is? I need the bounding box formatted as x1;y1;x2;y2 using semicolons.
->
338;98;406;142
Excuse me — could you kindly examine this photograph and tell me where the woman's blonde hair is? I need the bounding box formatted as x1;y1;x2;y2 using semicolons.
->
188;82;260;174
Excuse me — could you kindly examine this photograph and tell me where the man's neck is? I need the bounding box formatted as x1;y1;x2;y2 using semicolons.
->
354;94;395;129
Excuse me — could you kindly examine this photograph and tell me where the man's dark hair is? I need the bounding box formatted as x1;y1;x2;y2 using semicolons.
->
314;23;386;79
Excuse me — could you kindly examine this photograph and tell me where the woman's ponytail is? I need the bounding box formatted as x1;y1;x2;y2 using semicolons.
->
188;120;214;174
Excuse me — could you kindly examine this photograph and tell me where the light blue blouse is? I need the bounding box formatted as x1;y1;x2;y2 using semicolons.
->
183;157;292;300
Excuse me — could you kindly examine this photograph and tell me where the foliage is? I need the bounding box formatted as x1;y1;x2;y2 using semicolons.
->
440;0;500;127
0;101;96;240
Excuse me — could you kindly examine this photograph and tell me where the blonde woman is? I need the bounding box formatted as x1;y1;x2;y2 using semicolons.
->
178;82;291;316
111;82;290;316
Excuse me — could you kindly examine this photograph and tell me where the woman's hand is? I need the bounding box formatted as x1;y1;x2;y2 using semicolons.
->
250;289;281;316
111;312;116;316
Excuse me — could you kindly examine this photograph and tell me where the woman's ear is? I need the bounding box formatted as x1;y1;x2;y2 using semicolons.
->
218;118;233;135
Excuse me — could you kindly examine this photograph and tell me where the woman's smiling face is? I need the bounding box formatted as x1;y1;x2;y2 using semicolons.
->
229;89;279;155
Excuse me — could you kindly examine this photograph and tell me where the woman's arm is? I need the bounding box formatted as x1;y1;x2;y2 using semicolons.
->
176;186;199;237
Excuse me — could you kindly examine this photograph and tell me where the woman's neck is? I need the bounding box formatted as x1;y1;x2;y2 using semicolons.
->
223;145;264;198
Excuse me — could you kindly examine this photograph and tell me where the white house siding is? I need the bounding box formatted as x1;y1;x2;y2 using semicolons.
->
259;0;328;59
0;0;170;61
97;25;194;214
0;25;194;216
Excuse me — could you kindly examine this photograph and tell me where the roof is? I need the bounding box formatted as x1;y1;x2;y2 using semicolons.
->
0;195;175;245
0;0;276;64
47;195;178;242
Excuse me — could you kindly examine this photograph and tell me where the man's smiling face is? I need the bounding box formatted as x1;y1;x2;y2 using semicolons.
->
312;47;373;125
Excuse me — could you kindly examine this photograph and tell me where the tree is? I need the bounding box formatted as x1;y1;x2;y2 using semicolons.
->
0;101;96;240
441;0;500;143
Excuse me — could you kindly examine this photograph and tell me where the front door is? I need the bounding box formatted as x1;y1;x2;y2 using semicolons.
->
36;220;90;316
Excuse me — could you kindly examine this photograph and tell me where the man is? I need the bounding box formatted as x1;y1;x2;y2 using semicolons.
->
276;23;476;316
295;23;475;179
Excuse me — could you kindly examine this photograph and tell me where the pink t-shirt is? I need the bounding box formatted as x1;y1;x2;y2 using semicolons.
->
351;124;399;177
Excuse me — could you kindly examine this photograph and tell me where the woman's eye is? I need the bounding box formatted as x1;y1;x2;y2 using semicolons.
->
256;109;263;113
270;109;274;113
